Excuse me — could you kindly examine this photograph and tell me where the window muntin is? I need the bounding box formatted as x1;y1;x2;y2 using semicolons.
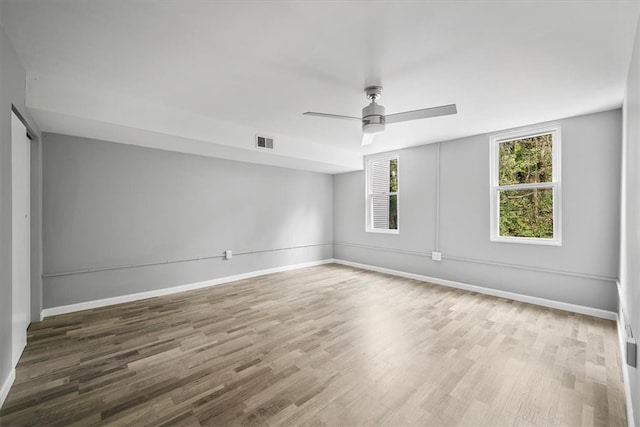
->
490;126;561;245
366;155;399;233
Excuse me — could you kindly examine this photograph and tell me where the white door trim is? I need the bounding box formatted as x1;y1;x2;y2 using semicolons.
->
11;111;31;367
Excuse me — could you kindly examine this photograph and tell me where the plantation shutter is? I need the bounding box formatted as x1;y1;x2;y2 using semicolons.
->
371;159;390;229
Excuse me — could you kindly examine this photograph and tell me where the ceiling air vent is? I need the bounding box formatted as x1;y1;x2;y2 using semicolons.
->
255;135;274;150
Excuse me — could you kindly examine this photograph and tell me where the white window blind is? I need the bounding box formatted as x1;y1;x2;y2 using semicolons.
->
366;155;399;233
371;160;390;229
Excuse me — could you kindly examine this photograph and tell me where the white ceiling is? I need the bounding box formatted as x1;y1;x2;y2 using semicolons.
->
1;1;639;173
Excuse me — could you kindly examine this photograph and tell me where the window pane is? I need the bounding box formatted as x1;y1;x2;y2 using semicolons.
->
390;159;398;192
499;133;552;185
389;194;398;230
499;188;553;238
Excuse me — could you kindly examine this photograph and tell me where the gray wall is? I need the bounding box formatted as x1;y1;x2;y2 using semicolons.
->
334;109;621;312
41;133;333;308
0;25;40;399
620;16;640;425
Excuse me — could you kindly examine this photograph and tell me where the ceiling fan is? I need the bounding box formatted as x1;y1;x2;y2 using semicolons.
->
303;86;457;146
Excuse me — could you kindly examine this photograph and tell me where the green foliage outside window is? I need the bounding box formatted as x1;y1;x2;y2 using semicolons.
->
498;134;553;238
389;159;398;230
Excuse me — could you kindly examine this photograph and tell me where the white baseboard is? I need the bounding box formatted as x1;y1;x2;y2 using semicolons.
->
334;259;617;320
0;369;16;410
42;257;617;321
41;259;335;318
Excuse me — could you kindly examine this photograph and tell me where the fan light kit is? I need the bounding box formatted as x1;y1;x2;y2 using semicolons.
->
304;86;457;146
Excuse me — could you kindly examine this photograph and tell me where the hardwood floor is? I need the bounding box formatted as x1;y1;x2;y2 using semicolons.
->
0;264;626;426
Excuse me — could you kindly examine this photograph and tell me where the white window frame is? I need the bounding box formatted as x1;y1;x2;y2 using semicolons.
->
489;124;562;246
365;153;399;234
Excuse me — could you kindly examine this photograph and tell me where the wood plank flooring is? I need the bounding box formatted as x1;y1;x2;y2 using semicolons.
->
0;264;627;426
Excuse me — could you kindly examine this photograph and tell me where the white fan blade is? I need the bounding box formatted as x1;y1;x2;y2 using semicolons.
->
362;132;376;146
385;104;457;124
303;112;361;121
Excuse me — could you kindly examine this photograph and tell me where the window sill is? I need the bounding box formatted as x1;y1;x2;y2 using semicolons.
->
490;236;561;246
366;228;399;235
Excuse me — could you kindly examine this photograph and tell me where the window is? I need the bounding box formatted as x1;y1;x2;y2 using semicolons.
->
366;154;399;233
490;125;561;245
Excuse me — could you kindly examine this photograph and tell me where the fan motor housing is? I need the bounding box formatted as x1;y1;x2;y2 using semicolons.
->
362;102;385;134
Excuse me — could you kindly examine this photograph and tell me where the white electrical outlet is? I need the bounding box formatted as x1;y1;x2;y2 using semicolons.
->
225;250;232;260
431;251;442;261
